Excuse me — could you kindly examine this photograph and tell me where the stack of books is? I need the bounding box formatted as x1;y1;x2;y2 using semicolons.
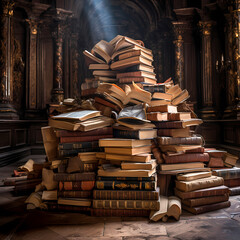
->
212;167;240;196
174;171;230;214
91;135;160;217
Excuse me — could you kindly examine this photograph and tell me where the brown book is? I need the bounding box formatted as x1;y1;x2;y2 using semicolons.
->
94;102;113;117
168;112;191;121
106;153;152;163
119;76;156;85
91;208;150;217
147;105;177;113
94;96;121;112
89;63;110;70
224;178;240;187
157;128;191;137
176;171;212;181
151;92;172;101
58;191;92;198
206;150;227;158
174;185;230;199
154;119;203;129
186;147;205;153
92;70;117;77
58;198;92;207
147;112;168;121
158;136;203;146
58;181;95;191
224;153;239;167
93;189;159;200
92;199;160;210
104;145;151;155
182;194;229;207
229;186;240;196
159;168;211;175
116;70;155;79
121;160;157;170
54;172;96;181
182;201;231;214
160;162;205;171
99;138;151;148
81;87;97;97
163;153;209;164
159;145;202;153
208;157;225;168
149;99;171;106
171;89;189;105
118;50;153;61
175;176;224;192
60;134;113;143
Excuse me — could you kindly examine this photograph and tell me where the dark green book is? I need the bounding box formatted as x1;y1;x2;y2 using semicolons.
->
95;180;156;191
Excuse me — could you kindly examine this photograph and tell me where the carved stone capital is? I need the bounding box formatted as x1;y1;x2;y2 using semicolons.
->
26;18;39;35
199;21;214;36
1;0;15;17
172;21;188;40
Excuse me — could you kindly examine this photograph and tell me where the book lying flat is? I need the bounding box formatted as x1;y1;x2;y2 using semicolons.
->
154;119;203;129
159;145;202;153
159;168;211;175
163;153;209;164
121;160;157;170
146;105;177;113
212;167;240;180
104;145;151;155
99;138;151;148
160;162;205;171
157;128;191;138
176;171;212;181
58;198;92;207
113;128;157;140
106;153;152;162
147;112;168;121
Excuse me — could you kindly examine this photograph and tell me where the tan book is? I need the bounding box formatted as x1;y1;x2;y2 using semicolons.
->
171;89;189;105
96;152;106;160
147;112;168;121
106;153;152;163
78;152;98;161
41;126;59;161
168;112;192;121
149;99;171;107
42;190;58;201
121;160;157;170
57;198;92;207
147;105;177;113
157;128;191;137
166;84;182;99
175;176;224;192
115;121;155;130
92;70;117;77
98;167;156;177
159;168;211;175
118;50;153;61
104;145;151;155
89;63;110;70
159;145;202;153
99;138;151;148
152;92;172;101
160;162;205;171
150;196;181;222
176;171;212;181
224;153;239;167
93;199;160;210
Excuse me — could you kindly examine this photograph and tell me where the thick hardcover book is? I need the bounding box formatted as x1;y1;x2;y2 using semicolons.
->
54;172;96;182
182;194;229;207
119;76;156;84
91;208;150;217
160;162;204;171
229;186;240;196
59;148;101;157
55;127;113;138
99;138;151;148
58;181;95;191
113;128;157;140
182;201;231;214
94;96;121;112
48;203;91;213
60;134;113;144
92;199;160;210
96;174;157;182
93;189;159;200
212;168;240;180
104;145;151;155
58;191;92;198
224;178;240;187
147;105;177;113
58;198;92;207
143;84;166;93
176;172;212;181
147;112;168;121
59;141;99;150
175;176;224;192
159;145;202;153
95;180;156;191
158;136;203;146
163;153;209;164
174;185;229;200
157;128;191;138
168;112;191;121
154;119;203;129
116;70;156;79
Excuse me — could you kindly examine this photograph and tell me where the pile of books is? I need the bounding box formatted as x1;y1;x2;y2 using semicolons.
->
174;171;230;214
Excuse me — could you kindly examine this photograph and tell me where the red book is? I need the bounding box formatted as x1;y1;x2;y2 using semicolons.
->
208;157;224;168
55;127;113;138
185;147;205;153
163;153;209;164
60;134;113;143
224;178;240;188
58;181;95;191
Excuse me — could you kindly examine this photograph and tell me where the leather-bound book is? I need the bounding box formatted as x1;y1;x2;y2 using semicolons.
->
54;172;96;182
60;134;113;144
229;186;240;196
176;172;212;181
58;181;95;191
58;191;92;198
158;136;203;146
224;178;240;187
212;168;240;180
163;153;209;164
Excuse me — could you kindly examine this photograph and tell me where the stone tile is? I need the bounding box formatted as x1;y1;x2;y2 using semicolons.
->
66;237;122;240
104;221;167;237
48;223;104;238
123;237;177;240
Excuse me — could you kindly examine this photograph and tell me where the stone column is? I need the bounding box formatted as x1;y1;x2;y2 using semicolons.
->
199;21;216;119
172;22;186;89
0;0;18;119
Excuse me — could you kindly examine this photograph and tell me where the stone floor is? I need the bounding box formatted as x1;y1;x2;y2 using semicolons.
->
1;155;240;240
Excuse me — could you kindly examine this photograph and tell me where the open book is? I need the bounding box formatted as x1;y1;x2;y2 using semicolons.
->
150;195;181;222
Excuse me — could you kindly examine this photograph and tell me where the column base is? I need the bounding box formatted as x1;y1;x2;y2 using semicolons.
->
199;107;216;120
223;106;235;119
51;88;64;104
0;103;19;120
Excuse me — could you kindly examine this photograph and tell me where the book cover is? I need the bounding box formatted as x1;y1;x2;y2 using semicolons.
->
158;136;203;146
224;178;240;187
176;171;212;181
96;174;157;182
154;119;203;129
58;191;92;198
99;138;151;148
212;168;240;180
60;134;113;144
157;128;191;138
113;128;157;140
58;181;95;191
163;153;209;164
58;141;99;150
53;172;96;181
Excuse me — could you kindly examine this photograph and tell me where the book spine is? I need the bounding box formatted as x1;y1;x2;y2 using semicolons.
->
174;187;230;200
47;203;90;212
119;77;147;83
56;127;113;138
54;173;96;181
96;175;156;181
182;201;231;214
59;141;99;150
182;194;229;207
95;180;156;191
212;170;240;180
58;191;92;198
91;208;150;217
113;129;139;139
83;163;98;172
58;148;101;157
224;178;240;187
229;187;240;196
58;181;95;191
93;190;159;200
60;135;113;144
154;121;182;129
158;137;203;146
164;153;209;164
92;199;159;210
143;85;165;93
